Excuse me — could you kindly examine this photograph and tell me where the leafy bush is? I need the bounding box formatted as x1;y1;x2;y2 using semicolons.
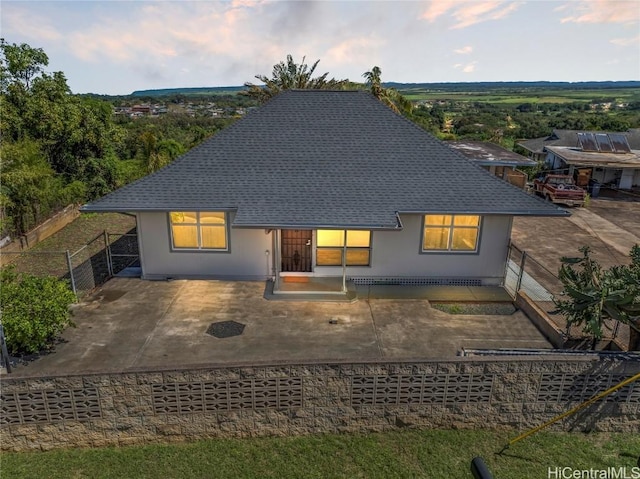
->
1;268;76;354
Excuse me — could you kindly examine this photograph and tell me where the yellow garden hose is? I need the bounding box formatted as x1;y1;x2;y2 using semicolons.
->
497;371;640;455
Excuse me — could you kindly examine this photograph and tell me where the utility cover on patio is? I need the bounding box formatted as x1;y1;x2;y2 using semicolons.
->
206;321;246;338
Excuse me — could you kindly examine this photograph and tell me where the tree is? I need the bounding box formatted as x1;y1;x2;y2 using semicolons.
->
0;39;48;92
137;130;185;173
0;139;84;236
0;40;119;234
0;267;76;355
362;66;412;116
243;54;347;102
553;245;640;350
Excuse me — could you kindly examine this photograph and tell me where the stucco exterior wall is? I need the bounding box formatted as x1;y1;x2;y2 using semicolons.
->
137;212;511;284
315;214;511;285
137;212;273;280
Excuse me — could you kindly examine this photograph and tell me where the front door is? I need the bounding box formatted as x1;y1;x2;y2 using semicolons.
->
281;230;312;272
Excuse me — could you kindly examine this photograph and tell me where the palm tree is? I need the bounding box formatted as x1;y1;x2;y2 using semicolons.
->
362;66;384;99
243;55;347;103
362;66;412;116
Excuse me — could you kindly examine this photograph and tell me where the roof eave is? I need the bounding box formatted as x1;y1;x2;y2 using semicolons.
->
231;222;402;230
397;208;570;217
474;160;537;167
80;205;239;213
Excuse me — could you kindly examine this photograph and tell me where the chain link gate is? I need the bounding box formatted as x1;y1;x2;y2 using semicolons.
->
106;232;140;276
2;230;139;299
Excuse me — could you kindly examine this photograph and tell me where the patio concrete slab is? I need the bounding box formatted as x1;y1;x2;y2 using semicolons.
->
363;285;513;301
7;278;552;377
370;300;551;358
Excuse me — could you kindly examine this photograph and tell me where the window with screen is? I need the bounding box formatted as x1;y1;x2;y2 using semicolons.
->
422;215;480;252
316;230;371;266
169;211;227;250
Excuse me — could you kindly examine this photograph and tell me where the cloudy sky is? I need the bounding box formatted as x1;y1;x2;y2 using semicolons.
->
2;0;639;95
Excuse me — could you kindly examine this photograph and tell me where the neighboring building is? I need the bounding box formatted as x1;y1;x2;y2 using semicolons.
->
447;140;536;189
83;90;567;294
131;104;152;115
517;129;640;190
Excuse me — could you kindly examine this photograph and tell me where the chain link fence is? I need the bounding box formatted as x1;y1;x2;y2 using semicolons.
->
1;230;138;299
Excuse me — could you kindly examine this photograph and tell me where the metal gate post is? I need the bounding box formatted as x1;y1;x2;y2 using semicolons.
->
515;251;527;294
65;250;77;295
104;230;113;277
0;318;11;373
342;230;347;293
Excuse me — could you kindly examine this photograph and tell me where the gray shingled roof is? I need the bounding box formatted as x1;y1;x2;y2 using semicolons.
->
83;90;568;228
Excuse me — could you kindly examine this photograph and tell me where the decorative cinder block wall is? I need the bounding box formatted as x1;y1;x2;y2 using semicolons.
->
1;357;638;451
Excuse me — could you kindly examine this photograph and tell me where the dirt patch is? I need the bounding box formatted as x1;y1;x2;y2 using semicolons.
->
93;289;128;303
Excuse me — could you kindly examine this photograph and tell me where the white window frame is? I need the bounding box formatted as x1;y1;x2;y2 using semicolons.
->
421;215;481;253
315;230;372;267
169;211;229;251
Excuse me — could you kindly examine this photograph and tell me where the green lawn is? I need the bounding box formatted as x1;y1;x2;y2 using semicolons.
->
2;430;638;479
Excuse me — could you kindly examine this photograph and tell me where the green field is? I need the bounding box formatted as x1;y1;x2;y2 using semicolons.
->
128;82;640;106
400;87;640;105
2;430;638;479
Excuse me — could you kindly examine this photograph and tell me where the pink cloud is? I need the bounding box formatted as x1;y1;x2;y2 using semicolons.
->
421;0;459;22
67;2;263;65
560;0;639;25
451;1;523;29
454;46;473;54
454;61;478;73
325;36;386;66
610;34;640;46
2;6;63;42
421;1;523;29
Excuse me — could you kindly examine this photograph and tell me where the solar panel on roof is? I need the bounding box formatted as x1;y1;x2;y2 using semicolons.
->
595;133;613;152
608;133;631;153
577;132;598;151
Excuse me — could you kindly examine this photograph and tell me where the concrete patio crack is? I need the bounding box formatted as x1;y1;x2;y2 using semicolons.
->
367;289;385;359
128;281;187;369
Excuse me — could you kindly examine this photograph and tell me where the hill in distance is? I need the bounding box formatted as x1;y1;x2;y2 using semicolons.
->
130;81;640;97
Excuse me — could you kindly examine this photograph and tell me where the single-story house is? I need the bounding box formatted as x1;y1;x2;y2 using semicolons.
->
83;90;567;293
446;140;536;189
517;129;640;190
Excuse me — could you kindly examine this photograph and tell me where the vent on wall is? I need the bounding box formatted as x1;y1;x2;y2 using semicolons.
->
349;277;482;286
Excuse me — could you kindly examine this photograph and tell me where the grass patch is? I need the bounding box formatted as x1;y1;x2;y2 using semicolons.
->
431;302;517;315
1;430;638;478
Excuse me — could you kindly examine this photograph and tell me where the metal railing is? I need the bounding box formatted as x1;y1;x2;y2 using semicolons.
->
504;242;628;347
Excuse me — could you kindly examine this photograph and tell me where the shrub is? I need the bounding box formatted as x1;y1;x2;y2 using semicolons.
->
1;268;76;354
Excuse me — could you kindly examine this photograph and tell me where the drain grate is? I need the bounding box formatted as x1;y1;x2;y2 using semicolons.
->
206;321;246;338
